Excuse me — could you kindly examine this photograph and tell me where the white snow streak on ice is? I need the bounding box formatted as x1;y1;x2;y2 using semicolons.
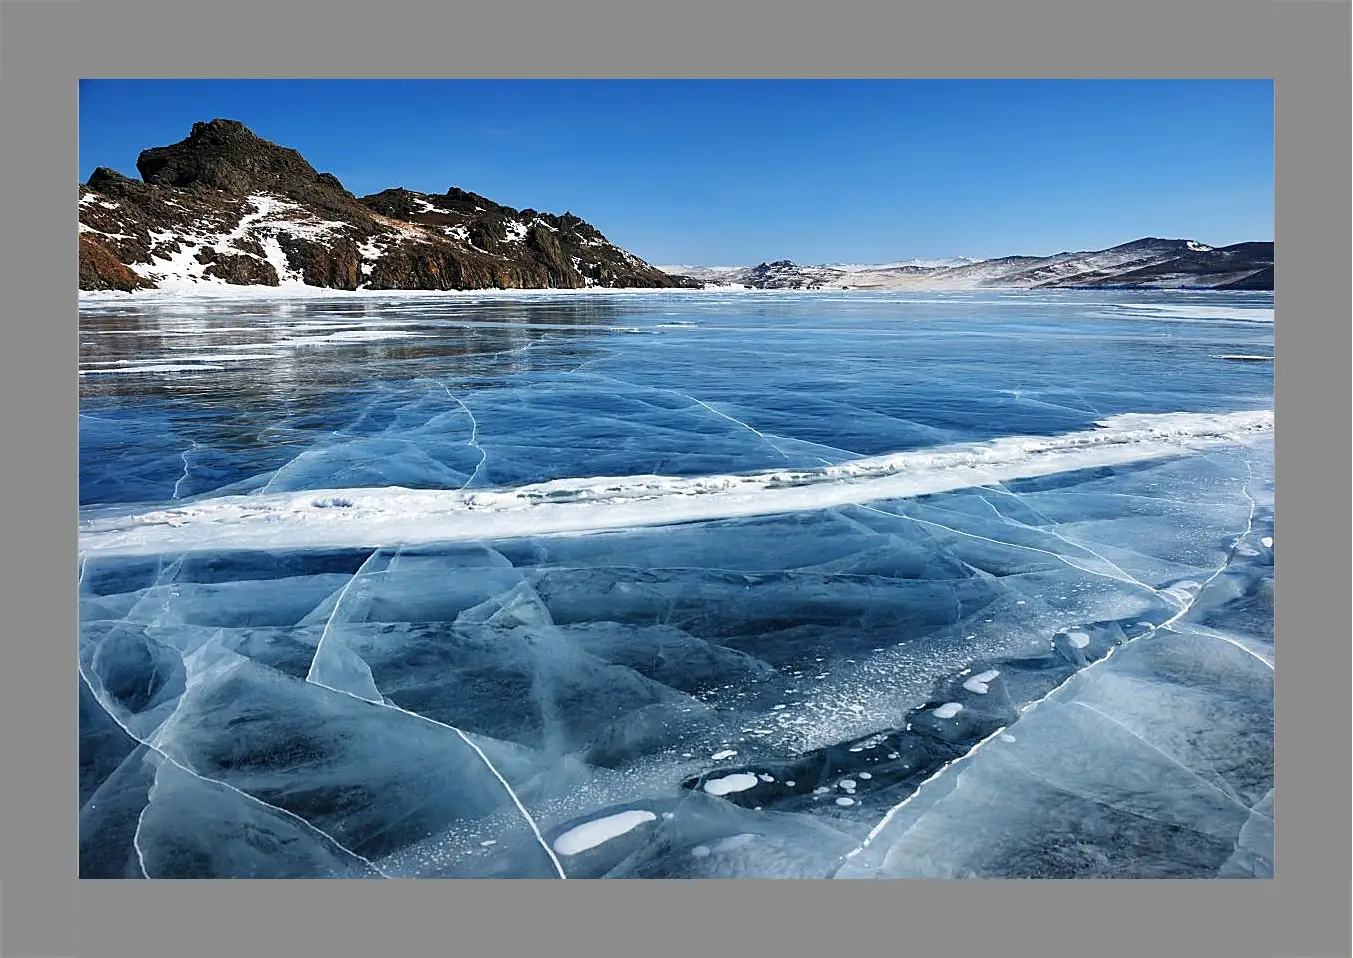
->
78;410;1273;557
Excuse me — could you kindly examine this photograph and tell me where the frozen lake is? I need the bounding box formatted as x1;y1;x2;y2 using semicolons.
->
78;289;1274;879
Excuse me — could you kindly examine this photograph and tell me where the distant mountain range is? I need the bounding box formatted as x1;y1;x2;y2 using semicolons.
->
658;240;1273;291
78;119;1273;294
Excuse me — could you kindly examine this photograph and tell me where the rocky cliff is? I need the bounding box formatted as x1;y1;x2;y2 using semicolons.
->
78;119;700;293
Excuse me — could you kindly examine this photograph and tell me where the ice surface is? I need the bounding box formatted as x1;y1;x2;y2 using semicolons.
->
79;290;1273;878
837;612;1275;878
837;474;1274;879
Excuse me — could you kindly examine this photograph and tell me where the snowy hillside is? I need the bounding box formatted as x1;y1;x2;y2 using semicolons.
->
79;119;699;294
656;239;1272;291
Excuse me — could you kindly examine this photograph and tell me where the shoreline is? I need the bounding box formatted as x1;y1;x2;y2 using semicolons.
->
78;283;1277;305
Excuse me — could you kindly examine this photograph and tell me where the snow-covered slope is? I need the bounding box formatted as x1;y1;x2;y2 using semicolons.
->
657;239;1273;291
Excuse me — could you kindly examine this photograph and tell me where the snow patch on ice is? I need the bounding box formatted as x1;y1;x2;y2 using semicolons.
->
703;773;760;796
1114;303;1274;323
551;810;657;856
962;670;1001;694
80;363;227;375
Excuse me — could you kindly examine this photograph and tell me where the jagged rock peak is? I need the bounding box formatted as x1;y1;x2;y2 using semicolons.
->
135;118;352;199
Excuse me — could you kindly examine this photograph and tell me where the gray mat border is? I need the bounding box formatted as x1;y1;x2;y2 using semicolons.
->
2;0;1347;955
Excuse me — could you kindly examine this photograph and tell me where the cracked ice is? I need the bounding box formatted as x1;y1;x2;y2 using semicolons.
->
79;289;1274;879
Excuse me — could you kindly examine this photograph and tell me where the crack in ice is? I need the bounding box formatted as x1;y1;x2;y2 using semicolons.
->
683;395;794;463
1176;623;1274;670
257;384;406;493
78;667;388;877
840;451;1264;871
305;547;383;685
854;503;1159;597
306;679;568;879
976;491;1178;607
566;370;800;464
171;440;200;500
425;380;488;490
1072;701;1251;810
131;800;152;879
296;539;564;876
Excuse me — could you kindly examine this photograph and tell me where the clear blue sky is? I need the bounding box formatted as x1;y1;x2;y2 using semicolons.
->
79;79;1273;265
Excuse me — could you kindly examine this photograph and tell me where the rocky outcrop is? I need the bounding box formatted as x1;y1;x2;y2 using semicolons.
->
194;247;280;286
78;234;155;292
275;236;363;290
136;119;361;216
79;119;701;293
741;260;830;290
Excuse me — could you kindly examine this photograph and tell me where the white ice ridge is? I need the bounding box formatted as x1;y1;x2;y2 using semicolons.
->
77;409;1273;558
1112;303;1275;323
